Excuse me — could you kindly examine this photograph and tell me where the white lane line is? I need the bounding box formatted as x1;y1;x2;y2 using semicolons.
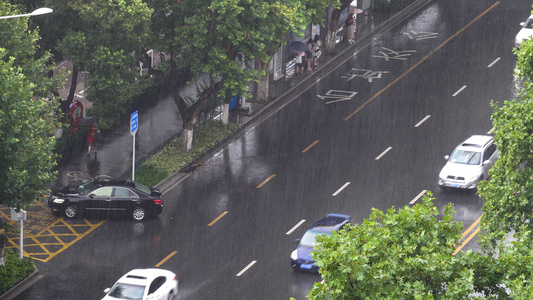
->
409;190;427;205
375;147;392;160
414;115;431;127
286;220;306;235
487;127;494;134
452;85;467;97
332;182;351;196
487;57;501;68
236;260;257;276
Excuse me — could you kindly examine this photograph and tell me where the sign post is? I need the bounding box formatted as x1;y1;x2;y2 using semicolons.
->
130;111;138;181
10;209;26;259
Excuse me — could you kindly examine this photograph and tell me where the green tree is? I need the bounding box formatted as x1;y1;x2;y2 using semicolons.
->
0;2;61;209
477;37;533;245
147;0;336;152
52;0;153;129
308;195;481;299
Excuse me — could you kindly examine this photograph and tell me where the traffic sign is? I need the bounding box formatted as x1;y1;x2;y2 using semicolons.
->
130;111;138;136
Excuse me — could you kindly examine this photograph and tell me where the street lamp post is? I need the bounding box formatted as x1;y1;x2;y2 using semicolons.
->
0;7;53;20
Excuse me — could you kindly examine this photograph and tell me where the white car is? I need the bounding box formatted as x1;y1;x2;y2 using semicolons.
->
515;15;533;48
438;135;498;190
102;268;178;300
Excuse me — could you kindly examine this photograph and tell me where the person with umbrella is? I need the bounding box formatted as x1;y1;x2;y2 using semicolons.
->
87;124;99;158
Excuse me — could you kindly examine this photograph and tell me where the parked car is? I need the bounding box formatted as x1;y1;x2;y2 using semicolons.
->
290;213;351;272
102;268;178;300
47;178;163;221
438;135;498;190
515;14;533;48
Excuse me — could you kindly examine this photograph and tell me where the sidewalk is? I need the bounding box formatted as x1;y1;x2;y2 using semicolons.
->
53;0;432;191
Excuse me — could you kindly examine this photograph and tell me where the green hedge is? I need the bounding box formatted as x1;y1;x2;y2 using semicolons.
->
0;249;36;295
135;120;239;187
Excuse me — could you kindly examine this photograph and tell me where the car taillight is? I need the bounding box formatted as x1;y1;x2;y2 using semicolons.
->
173;275;178;281
153;199;162;205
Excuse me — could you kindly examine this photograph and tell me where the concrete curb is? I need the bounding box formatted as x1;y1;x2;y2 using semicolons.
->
156;0;433;193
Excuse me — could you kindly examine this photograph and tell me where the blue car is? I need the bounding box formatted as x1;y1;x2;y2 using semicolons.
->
290;213;351;272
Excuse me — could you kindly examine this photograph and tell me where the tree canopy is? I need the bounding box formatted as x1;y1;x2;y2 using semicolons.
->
0;2;62;209
477;37;533;244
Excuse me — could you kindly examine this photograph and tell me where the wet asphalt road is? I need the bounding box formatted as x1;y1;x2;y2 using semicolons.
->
16;0;530;299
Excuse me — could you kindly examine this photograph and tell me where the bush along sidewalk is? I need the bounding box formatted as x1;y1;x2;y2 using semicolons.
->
0;249;36;295
135;120;239;187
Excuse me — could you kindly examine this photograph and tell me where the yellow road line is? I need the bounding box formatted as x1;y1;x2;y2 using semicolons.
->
302;140;320;153
453;228;480;255
208;211;228;227
344;1;500;121
461;214;483;238
155;251;178;267
257;174;276;189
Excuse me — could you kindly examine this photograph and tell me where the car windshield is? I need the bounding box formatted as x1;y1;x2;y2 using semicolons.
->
108;282;145;300
76;180;98;195
525;18;533;29
300;230;330;248
449;150;481;165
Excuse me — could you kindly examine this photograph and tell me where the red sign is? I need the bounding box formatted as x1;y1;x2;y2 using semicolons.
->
69;100;84;133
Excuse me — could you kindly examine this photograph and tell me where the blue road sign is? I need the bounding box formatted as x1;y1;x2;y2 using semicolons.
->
130;111;138;136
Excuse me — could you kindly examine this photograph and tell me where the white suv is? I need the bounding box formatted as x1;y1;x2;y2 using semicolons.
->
515;15;533;48
438;135;498;190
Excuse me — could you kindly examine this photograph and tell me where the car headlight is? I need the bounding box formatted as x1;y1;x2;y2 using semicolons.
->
52;198;65;204
290;250;298;261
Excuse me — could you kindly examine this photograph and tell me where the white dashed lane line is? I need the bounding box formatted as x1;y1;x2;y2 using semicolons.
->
452;85;467;97
375;147;392;160
236;260;257;276
286;220;306;235
332;182;351;196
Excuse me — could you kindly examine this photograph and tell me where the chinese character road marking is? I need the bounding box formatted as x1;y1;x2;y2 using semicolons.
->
373;47;416;61
404;31;438;40
317;90;358;104
342;68;390;82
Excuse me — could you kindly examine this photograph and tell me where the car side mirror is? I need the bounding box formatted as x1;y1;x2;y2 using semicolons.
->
521;22;526;26
444;155;449;160
89;193;95;199
295;238;301;243
482;160;490;165
103;288;110;294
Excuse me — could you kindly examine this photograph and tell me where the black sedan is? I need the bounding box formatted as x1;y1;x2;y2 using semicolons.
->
47;178;163;221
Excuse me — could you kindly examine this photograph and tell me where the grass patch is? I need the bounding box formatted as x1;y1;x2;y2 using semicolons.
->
135;120;239;187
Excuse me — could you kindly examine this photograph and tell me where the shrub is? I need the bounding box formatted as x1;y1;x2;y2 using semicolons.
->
135;120;239;186
0;249;36;295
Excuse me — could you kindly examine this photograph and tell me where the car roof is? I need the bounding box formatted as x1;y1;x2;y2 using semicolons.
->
457;135;493;150
117;268;175;285
308;213;351;233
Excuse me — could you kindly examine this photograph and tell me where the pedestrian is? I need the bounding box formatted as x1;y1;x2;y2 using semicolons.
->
295;51;305;75
312;34;321;67
345;12;355;44
87;124;99;157
306;39;314;71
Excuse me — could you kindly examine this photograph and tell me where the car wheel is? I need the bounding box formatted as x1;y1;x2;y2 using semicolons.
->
64;204;78;218
168;292;175;300
131;207;146;221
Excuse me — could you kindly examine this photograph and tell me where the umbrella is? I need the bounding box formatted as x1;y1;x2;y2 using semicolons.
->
349;8;363;14
80;116;98;126
290;41;308;52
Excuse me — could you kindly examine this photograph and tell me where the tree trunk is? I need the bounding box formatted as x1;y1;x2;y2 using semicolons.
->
255;59;270;103
59;64;78;121
221;103;229;125
326;6;341;53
